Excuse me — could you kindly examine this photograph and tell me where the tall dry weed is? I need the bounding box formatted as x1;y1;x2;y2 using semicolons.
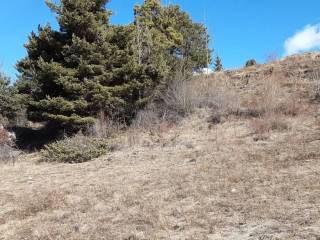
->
161;73;241;119
88;110;125;138
311;71;320;101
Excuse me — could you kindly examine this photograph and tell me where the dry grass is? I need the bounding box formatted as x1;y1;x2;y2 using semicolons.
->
249;113;289;136
0;127;20;163
1;52;320;239
160;73;240;120
0;127;10;146
1;111;319;240
88;110;125;138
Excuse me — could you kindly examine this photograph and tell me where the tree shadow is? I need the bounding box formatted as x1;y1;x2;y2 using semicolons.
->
9;122;64;151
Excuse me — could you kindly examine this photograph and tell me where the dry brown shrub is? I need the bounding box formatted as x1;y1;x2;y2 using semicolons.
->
161;73;241;121
14;190;67;220
243;73;308;118
126;107;176;147
0;126;10;145
132;107;162;130
0;125;20;163
249;113;289;135
258;74;283;113
89;110;125;138
161;78;197;117
277;97;308;116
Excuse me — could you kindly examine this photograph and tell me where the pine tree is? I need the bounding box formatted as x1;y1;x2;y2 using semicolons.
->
133;0;211;78
245;59;257;67
133;0;177;76
17;0;134;127
163;5;211;73
0;72;25;125
214;56;223;72
17;0;213;129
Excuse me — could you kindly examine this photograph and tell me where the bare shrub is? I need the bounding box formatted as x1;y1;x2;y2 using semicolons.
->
132;107;162;130
249;113;289;135
126;107;176;146
277;97;307;116
40;133;109;163
0;127;9;145
161;78;197;117
123;109;158;147
0;124;15;145
160;73;241;121
125;127;139;147
259;75;282;112
243;73;302;117
259;73;307;116
88;111;125;138
14;190;66;220
0;144;21;163
0;125;20;163
193;76;240;112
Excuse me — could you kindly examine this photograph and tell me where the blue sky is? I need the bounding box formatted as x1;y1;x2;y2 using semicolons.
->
0;0;320;80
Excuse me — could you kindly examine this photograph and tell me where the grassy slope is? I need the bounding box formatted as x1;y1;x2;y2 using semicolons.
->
0;52;320;240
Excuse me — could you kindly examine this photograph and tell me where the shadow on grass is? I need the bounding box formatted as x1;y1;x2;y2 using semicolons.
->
9;122;64;151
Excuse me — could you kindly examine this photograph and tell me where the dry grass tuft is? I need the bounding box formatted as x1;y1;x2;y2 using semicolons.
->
88;110;125;138
13;190;67;220
0;127;11;146
0;126;20;164
249;113;289;135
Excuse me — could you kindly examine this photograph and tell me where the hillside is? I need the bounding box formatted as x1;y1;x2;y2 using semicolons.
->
1;52;320;240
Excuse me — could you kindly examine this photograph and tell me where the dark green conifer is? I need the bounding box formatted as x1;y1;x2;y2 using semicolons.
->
17;0;126;127
214;55;223;72
17;0;213;129
0;72;25;125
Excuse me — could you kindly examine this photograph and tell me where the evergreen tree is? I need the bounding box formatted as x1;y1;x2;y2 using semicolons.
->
164;5;211;73
17;0;212;129
17;0;134;127
133;0;177;77
214;55;223;72
0;72;25;125
245;59;257;67
133;0;211;76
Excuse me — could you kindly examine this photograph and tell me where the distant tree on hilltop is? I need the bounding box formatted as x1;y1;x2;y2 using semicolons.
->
245;59;257;67
214;55;223;72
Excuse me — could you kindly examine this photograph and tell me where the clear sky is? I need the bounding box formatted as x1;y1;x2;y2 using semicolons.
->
0;0;320;80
